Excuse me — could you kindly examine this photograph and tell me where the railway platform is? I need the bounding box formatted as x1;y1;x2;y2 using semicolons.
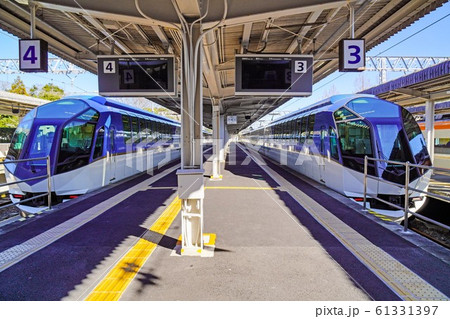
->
0;144;449;301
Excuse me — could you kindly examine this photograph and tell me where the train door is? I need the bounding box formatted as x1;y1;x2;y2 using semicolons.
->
108;127;116;183
319;125;328;183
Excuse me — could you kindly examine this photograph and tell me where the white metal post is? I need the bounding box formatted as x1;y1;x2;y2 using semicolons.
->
349;3;354;39
177;22;205;256
219;114;226;162
30;1;36;39
403;161;410;232
425;99;435;163
47;156;52;210
363;155;368;211
211;103;222;180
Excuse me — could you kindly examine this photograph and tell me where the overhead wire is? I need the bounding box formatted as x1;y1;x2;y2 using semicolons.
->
275;9;450;119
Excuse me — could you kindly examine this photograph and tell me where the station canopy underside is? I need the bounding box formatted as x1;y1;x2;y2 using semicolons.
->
0;0;447;132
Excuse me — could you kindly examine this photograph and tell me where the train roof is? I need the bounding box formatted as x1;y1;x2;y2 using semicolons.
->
63;95;180;126
267;94;376;128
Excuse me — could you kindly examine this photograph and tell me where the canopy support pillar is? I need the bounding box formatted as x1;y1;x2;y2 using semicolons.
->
211;103;222;180
177;22;205;256
425;99;435;163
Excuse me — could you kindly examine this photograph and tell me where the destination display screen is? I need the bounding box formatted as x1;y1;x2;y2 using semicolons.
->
235;54;313;96
118;59;168;90
241;59;291;90
98;55;176;97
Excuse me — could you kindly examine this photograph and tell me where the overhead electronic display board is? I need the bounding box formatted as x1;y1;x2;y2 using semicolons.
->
235;54;313;96
98;55;176;96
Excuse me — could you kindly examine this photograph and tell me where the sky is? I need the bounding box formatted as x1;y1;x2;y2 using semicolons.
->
0;1;450;123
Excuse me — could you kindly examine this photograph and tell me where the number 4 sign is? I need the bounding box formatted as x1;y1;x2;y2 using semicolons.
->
19;39;48;72
339;39;365;72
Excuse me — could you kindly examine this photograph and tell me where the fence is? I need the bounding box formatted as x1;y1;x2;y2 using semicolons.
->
0;156;52;211
363;156;450;232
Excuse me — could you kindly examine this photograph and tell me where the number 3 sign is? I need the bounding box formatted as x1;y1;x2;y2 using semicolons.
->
339;39;365;72
19;39;48;72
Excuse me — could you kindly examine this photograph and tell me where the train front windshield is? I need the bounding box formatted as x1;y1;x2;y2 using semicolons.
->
6;99;92;177
342;97;430;183
7;99;90;161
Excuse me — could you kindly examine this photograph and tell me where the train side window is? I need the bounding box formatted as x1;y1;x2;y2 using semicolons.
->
288;120;294;139
139;119;146;144
164;123;169;139
329;127;339;160
337;120;373;173
145;120;151;142
320;126;326;154
300;116;308;143
93;127;105;159
131;117;138;142
401;108;430;166
150;121;157;141
294;119;300;139
121;115;132;145
334;107;358;122
109;129;115;153
156;122;161;140
57;120;96;174
307;114;315;143
77;109;99;122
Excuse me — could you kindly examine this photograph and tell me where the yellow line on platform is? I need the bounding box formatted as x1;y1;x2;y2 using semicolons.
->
205;186;276;190
85;197;181;301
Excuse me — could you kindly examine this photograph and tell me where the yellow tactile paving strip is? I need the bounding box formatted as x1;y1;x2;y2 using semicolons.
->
85;196;181;301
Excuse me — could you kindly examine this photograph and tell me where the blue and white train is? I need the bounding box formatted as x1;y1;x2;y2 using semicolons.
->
242;94;432;218
4;96;181;213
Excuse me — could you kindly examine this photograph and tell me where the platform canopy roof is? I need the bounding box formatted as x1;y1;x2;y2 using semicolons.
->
0;90;47;115
360;60;450;108
0;0;447;132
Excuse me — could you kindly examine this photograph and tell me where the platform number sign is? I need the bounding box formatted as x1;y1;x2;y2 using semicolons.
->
19;39;48;72
339;39;365;72
294;60;307;73
103;61;116;74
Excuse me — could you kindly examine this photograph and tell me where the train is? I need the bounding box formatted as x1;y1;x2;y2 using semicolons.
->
416;113;450;169
4;95;181;214
241;94;432;218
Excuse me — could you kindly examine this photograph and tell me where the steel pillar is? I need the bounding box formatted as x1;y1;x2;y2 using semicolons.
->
177;22;205;256
425;99;435;163
211;103;222;180
219;114;226;162
30;2;37;39
348;3;354;38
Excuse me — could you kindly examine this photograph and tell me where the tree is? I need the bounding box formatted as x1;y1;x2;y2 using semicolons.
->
0;115;19;128
353;74;372;93
29;85;39;97
37;83;64;101
8;76;28;95
322;84;339;99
